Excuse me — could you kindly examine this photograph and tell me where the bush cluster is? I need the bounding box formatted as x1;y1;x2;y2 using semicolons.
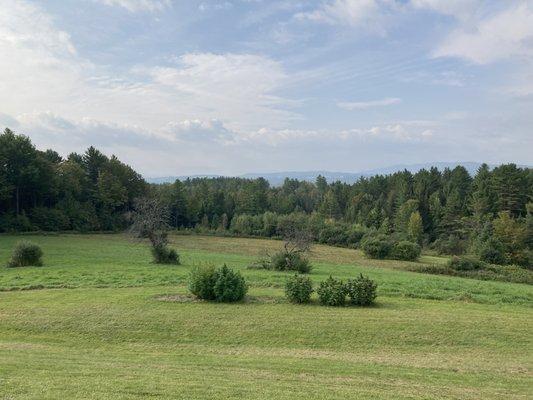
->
271;251;312;273
151;244;180;265
7;240;44;268
283;274;379;307
188;265;248;302
448;256;486;271
391;241;421;261
285;274;314;304
361;236;420;261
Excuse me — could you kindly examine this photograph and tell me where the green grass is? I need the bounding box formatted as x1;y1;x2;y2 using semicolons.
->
0;234;532;399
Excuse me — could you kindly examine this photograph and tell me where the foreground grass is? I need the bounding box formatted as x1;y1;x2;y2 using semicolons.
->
1;286;532;399
0;234;532;399
0;234;531;305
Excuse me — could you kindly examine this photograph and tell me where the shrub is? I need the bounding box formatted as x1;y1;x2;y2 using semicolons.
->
151;244;180;265
346;226;366;248
285;274;313;304
318;224;348;246
7;241;43;268
391;241;421;261
271;251;312;273
212;265;248;302
317;276;347;306
30;207;70;231
361;235;392;259
479;238;507;265
0;213;34;233
188;266;217;300
434;235;467;256
448;256;486;271
345;274;377;306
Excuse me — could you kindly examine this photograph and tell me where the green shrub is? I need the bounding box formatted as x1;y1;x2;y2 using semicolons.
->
188;265;248;302
361;235;392;259
318;225;349;246
30;207;70;231
188;266;217;300
345;274;377;306
7;241;43;268
151;244;180;264
479;238;507;265
317;276;347;307
0;213;34;233
391;241;421;261
449;256;486;271
346;226;366;248
271;251;312;273
285;274;313;304
212;265;248;302
434;235;467;256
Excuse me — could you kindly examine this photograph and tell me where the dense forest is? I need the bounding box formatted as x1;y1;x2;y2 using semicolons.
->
1;128;531;266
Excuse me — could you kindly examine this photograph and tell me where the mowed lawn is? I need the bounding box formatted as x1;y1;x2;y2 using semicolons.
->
0;234;532;399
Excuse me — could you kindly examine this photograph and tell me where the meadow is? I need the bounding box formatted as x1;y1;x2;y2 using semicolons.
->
0;234;532;399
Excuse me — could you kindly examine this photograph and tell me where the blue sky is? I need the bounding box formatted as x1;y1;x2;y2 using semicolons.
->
0;0;532;176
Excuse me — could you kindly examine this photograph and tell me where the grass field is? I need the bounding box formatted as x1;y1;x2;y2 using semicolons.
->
0;234;532;399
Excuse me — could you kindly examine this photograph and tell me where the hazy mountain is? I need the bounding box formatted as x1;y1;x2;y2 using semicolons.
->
146;162;527;186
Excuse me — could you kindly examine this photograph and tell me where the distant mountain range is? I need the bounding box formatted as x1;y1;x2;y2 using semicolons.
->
146;162;529;186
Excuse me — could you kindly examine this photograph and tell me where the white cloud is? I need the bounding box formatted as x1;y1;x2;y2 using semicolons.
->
410;0;481;20
433;3;533;64
199;2;233;12
338;97;401;110
142;52;295;131
295;0;393;34
94;0;171;12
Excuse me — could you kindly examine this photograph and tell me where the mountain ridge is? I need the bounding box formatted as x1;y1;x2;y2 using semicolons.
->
146;162;530;186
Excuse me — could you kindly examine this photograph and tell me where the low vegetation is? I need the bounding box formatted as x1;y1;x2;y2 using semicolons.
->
6;240;43;268
345;274;378;306
317;276;347;307
284;274;313;304
188;265;247;302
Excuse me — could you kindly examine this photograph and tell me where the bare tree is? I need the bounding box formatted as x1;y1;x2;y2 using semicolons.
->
280;223;313;256
130;197;179;264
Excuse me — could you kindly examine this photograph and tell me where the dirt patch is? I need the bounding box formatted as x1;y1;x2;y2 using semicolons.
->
154;294;283;304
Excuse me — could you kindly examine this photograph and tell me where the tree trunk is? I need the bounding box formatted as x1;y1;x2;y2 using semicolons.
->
16;186;19;215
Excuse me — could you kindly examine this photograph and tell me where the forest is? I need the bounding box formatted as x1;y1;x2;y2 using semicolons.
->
1;128;531;267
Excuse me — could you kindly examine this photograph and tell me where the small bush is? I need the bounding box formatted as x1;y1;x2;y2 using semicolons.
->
391;241;421;261
7;241;43;268
188;266;217;300
271;251;312;273
449;256;486;271
361;236;392;259
285;274;313;304
318;225;349;246
345;274;377;306
479;238;507;265
189;265;248;302
317;276;347;307
434;235;467;256
212;265;248;302
151;244;180;264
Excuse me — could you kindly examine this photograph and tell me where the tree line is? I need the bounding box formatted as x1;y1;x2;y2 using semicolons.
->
1;128;531;266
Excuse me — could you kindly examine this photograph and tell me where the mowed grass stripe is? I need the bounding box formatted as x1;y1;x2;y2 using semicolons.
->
0;286;531;399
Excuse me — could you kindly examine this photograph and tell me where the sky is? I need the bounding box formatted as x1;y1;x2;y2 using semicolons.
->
0;0;532;177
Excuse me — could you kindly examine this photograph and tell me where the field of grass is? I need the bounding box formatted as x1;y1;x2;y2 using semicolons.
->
0;234;532;399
